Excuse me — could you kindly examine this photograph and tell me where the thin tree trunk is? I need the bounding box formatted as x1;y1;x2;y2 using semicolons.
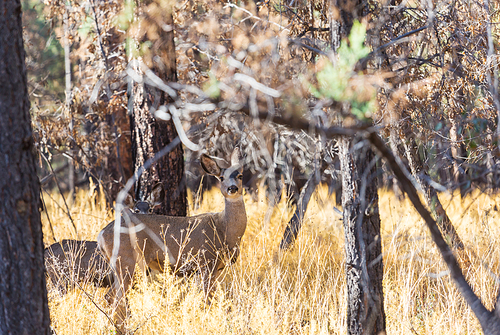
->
339;136;386;334
0;0;51;331
388;130;404;199
329;0;385;331
279;172;320;250
368;131;500;335
63;9;76;202
486;148;495;190
449;117;463;189
403;135;466;251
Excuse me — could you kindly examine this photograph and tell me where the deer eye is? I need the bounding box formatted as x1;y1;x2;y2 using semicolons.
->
237;174;243;180
219;176;224;182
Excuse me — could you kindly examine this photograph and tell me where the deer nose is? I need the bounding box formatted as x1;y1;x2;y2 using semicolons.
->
134;202;150;214
227;185;238;194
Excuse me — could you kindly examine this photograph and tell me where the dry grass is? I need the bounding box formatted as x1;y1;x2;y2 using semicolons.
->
42;181;500;334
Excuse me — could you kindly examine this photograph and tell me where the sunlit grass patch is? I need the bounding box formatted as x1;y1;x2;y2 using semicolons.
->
43;185;500;334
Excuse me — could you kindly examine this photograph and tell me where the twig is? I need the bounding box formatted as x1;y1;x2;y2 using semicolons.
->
234;73;281;97
90;0;111;77
40;162;69;186
43;143;113;207
40;192;57;243
224;3;290;32
57;271;121;334
41;153;78;237
297;26;330;38
288;38;328;56
357;25;428;70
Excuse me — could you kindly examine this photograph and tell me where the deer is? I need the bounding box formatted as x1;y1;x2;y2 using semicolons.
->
97;148;247;330
44;183;165;294
44;239;112;294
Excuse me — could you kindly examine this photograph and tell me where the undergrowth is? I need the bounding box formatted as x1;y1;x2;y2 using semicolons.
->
42;181;500;334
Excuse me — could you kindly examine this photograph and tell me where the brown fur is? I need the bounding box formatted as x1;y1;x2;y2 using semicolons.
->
98;149;247;330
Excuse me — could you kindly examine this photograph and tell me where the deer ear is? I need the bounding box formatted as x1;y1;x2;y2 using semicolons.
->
230;147;241;167
201;154;221;176
148;182;165;206
124;192;135;209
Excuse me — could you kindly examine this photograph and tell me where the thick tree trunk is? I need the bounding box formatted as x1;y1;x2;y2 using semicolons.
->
131;87;186;216
339;137;386;334
0;0;51;332
330;0;385;331
130;3;186;216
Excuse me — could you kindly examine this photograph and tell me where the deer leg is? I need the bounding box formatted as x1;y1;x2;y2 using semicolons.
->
200;263;223;302
104;256;137;331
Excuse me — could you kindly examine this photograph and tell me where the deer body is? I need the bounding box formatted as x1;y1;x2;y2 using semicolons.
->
44;183;165;295
97;149;247;329
44;240;113;294
108;200;247;276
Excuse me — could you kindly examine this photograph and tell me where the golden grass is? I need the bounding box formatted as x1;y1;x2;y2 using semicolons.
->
42;181;500;334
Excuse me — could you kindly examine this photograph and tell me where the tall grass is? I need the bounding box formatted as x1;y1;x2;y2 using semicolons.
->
42;182;500;334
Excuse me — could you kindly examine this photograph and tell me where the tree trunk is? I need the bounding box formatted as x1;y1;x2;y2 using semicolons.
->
330;0;385;332
64;10;76;203
367;131;500;335
339;136;386;334
86;108;133;209
403;135;466;251
279;171;320;250
0;0;51;332
130;2;186;216
449;116;463;189
486;146;495;190
388;130;404;199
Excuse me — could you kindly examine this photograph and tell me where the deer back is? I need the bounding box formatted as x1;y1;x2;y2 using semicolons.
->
44;240;113;293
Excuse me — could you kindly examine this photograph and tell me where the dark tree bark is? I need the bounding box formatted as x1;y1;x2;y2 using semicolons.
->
0;0;51;332
388;131;404;199
130;3;186;216
339;137;386;334
330;0;386;332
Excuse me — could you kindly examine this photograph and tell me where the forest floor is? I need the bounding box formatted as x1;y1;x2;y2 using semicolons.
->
42;181;500;334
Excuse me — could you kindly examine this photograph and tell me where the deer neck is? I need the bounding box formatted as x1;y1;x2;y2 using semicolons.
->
221;196;247;249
